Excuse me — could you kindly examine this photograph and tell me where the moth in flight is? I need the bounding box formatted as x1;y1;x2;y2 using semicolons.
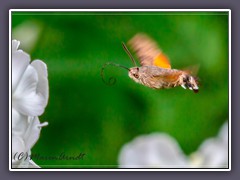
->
101;33;199;93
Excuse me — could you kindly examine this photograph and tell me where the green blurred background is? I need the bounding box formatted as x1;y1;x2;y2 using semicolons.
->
12;11;229;168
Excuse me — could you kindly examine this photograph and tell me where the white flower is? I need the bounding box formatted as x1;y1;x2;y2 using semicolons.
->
12;40;49;168
12;117;48;168
12;40;48;118
189;122;228;168
118;122;228;168
118;133;188;168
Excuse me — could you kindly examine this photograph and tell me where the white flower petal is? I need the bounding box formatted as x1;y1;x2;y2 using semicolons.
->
193;138;228;168
31;60;49;106
12;135;25;155
12;150;32;168
12;160;21;167
118;133;188;168
191;122;229;168
12;108;28;137
218;122;228;145
24;116;42;151
12;40;20;52
12;49;30;92
13;65;46;116
28;160;40;168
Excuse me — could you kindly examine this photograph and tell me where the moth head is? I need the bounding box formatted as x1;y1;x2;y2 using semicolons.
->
181;74;199;93
128;67;141;83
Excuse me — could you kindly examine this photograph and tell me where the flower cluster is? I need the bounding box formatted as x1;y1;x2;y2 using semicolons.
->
12;40;49;168
118;122;228;168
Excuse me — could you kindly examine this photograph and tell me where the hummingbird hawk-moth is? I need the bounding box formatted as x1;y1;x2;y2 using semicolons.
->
101;33;199;93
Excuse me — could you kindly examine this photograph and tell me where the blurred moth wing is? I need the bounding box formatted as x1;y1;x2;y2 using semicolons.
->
128;33;171;69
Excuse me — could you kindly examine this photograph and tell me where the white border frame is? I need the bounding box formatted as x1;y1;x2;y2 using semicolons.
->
9;9;231;171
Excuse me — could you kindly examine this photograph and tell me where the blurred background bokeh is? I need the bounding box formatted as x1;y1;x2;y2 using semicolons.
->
12;11;229;168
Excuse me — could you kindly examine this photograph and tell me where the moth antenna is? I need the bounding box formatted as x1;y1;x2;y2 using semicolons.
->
122;42;137;67
101;62;129;86
183;64;200;76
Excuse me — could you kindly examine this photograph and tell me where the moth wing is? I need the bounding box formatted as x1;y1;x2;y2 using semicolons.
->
182;64;200;76
128;33;171;69
151;70;181;83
